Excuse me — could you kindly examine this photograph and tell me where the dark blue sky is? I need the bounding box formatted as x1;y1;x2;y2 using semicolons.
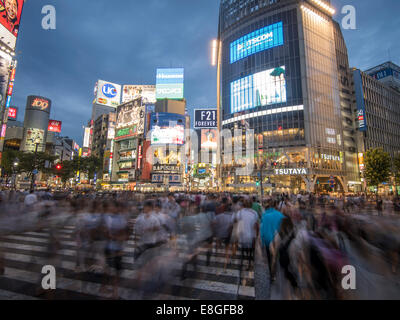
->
11;0;400;145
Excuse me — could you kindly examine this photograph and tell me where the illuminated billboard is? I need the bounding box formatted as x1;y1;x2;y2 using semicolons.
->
95;80;121;108
27;95;51;113
83;127;90;148
194;109;217;129
230;66;287;113
48;120;62;133
122;85;156;104
150;112;185;145
156;68;184;100
7;106;17;119
353;70;367;131
230;22;284;63
1;123;5;137
116;98;145;136
0;52;11;106
201;129;218;150
24;128;45;152
0;0;25;50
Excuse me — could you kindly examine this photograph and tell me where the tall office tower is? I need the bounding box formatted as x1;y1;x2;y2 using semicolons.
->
217;0;359;193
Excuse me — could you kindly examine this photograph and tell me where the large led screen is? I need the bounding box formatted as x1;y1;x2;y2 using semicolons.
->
156;68;184;100
230;66;287;113
230;22;284;63
150;112;185;145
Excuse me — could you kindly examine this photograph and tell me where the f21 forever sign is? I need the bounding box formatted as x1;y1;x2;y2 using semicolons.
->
194;109;217;129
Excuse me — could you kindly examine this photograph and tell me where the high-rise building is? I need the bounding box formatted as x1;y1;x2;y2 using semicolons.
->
364;61;400;93
353;65;400;163
217;0;359;193
0;0;25;156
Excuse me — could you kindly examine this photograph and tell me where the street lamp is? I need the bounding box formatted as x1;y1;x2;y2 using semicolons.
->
30;138;41;192
12;159;19;190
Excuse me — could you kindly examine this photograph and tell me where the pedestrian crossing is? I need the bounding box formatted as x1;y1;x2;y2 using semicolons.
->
0;222;255;300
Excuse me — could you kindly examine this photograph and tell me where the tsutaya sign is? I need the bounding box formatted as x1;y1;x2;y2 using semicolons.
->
274;168;308;175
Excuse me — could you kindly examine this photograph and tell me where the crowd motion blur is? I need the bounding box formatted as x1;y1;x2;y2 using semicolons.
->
0;190;399;299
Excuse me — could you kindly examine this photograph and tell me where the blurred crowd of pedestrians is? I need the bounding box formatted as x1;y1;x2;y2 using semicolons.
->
0;189;399;299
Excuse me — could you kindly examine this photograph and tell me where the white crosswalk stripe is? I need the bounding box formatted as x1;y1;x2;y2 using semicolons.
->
0;223;255;300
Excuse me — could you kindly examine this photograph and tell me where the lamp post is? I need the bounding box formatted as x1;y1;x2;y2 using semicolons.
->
30;140;41;192
12;159;18;190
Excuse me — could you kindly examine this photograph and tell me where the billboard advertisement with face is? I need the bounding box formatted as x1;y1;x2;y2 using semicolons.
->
122;85;156;104
24;128;45;152
156;68;184;100
201;129;218;150
230;66;287;113
116;98;145;135
150;112;185;145
96;80;121;108
48;119;62;133
0;0;24;50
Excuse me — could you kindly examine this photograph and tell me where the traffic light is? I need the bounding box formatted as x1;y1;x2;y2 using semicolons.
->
55;164;62;171
256;181;260;187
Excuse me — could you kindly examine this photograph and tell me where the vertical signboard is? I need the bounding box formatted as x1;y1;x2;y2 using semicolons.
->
353;70;368;132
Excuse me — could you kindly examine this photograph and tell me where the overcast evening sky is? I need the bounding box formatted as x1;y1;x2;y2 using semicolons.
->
11;0;400;145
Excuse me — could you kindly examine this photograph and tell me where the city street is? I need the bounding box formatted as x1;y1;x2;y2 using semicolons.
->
0;216;255;300
0;0;399;305
0;206;399;300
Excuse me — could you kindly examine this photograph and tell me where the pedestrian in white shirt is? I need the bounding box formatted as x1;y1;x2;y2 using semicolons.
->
235;198;259;270
24;191;38;207
134;200;161;260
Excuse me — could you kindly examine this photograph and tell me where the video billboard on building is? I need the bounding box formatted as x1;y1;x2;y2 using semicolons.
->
116;98;145;137
95;80;121;108
194;109;217;129
201;129;218;150
48;120;62;133
122;85;156;104
0;0;24;50
230;66;287;113
156;68;184;100
150;112;185;145
230;22;284;64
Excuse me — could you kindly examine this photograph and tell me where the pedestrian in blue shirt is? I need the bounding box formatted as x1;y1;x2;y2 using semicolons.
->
260;199;285;281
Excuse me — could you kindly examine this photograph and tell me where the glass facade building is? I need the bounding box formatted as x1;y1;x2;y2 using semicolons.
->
218;0;359;193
